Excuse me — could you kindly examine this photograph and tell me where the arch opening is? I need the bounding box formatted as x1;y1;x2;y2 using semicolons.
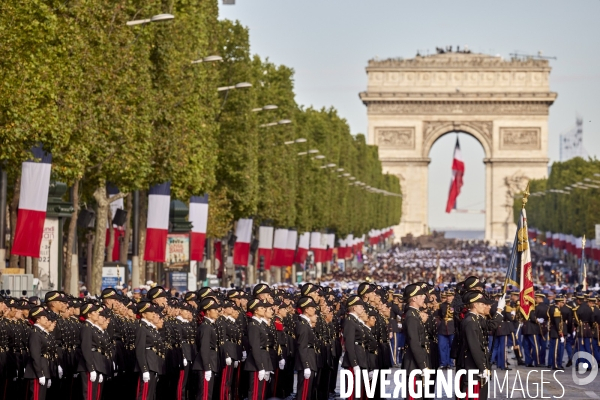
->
427;131;486;240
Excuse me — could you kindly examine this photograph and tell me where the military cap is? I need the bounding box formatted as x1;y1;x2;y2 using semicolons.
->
345;295;366;308
403;283;426;301
80;302;102;317
575;292;586;299
247;298;269;311
184;292;197;301
300;283;318;296
147;286;168;300
367;309;378;318
554;296;566;302
296;296;318;310
29;306;49;321
101;288;120;300
179;302;194;312
45;291;68;303
463;276;484;290
197;287;214;299
221;300;235;309
137;301;160;314
462;290;494;305
227;290;241;299
535;292;546;298
357;282;375;296
199;297;220;311
253;283;272;296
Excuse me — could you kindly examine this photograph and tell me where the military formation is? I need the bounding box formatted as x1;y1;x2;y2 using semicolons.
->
0;274;599;400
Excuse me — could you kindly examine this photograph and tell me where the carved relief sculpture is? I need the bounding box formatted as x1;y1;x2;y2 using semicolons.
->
499;127;541;150
376;127;415;149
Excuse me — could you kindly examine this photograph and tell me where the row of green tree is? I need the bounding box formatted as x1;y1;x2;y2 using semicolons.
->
0;0;401;292
513;157;600;238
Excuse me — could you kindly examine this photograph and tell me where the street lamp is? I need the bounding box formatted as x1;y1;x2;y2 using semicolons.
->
284;138;307;145
259;119;292;128
191;55;223;64
217;82;252;92
314;155;325;160
252;105;278;112
326;163;336;168
126;13;175;26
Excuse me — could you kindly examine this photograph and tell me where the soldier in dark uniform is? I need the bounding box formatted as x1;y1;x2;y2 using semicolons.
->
244;299;271;400
364;308;379;392
342;295;368;400
534;293;549;366
491;294;512;370
562;299;576;367
574;293;593;371
521;299;542;367
274;298;293;399
24;306;58;400
192;297;221;400
78;302;112;400
457;291;503;400
389;294;403;367
591;296;600;363
218;300;240;400
402;283;429;400
437;292;454;369
295;297;318;400
134;301;166;400
43;291;69;400
547;296;565;370
228;290;248;400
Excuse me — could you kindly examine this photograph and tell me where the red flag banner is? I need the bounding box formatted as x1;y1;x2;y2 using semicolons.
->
445;138;465;213
518;209;535;319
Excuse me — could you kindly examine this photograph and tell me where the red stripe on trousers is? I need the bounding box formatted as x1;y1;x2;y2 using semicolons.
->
87;373;92;400
220;367;226;400
252;372;258;400
203;373;209;400
96;380;102;400
34;379;39;400
302;374;309;400
177;370;185;400
142;380;148;400
261;373;267;400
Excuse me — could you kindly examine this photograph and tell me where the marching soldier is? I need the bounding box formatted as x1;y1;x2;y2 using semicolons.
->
192;297;220;400
176;301;196;400
562;299;576;367
244;299;271;400
402;283;429;400
592;296;600;363
78;303;112;400
548;296;565;370
534;293;549;366
342;295;368;399
574;293;593;371
134;302;166;400
437;291;454;369
295;297;318;400
492;294;512;370
24;306;58;400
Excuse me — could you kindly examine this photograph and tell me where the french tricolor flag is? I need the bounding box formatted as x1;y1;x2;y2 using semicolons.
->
258;226;274;270
11;147;52;258
144;182;171;262
233;218;253;266
325;233;335;262
271;229;288;267
189;194;209;261
295;232;310;264
285;230;297;265
310;232;324;263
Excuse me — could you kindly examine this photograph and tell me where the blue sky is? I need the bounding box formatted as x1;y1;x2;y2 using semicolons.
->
218;0;600;230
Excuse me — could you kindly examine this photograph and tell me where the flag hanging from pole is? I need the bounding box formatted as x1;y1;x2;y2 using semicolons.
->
11;147;52;258
580;236;588;291
517;208;534;319
189;194;209;261
445;138;465;213
233;218;253;266
144;182;171;262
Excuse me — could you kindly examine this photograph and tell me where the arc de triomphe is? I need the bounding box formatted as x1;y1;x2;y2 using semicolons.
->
360;52;556;244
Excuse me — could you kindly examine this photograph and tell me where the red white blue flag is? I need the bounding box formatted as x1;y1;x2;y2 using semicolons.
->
144;182;171;262
12;147;52;257
271;229;288;267
233;218;253;266
258;226;274;270
189;194;209;261
445;138;465;213
285;230;297;265
295;232;310;264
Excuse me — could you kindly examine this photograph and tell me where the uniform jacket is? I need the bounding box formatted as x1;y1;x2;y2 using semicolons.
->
294;315;318;372
401;307;428;373
192;318;219;372
78;323;112;374
134;321;166;375
24;326;54;379
244;317;271;372
341;313;368;369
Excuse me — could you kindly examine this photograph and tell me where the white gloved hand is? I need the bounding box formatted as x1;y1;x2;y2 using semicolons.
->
142;372;150;383
183;358;188;367
205;371;212;381
242;351;247;362
265;372;270;382
368;370;374;380
47;379;52;388
90;371;97;383
303;368;311;379
73;374;79;378
510;311;516;316
537;318;544;324
560;337;565;343
258;370;265;381
98;374;104;383
398;323;402;329
226;357;232;366
38;377;46;386
497;297;506;311
234;361;239;368
572;332;576;338
58;365;63;379
113;362;116;370
353;366;360;378
479;369;490;385
279;359;285;370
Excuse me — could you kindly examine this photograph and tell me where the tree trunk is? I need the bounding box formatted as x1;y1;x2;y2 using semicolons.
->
32;257;39;279
106;211;115;262
92;184;109;294
120;194;132;266
138;190;148;283
64;180;80;295
9;177;20;268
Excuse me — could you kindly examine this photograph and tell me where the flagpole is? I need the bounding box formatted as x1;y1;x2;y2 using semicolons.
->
582;235;588;291
503;182;530;295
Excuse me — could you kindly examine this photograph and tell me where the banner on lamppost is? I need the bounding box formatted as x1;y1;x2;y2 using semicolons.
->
38;218;59;291
165;233;190;272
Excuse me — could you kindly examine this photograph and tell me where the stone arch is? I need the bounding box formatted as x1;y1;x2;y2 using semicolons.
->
422;121;492;159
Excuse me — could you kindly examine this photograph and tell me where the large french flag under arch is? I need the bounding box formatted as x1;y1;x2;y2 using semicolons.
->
12;147;52;258
144;182;171;262
189;194;209;261
445;138;465;213
233;218;253;266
